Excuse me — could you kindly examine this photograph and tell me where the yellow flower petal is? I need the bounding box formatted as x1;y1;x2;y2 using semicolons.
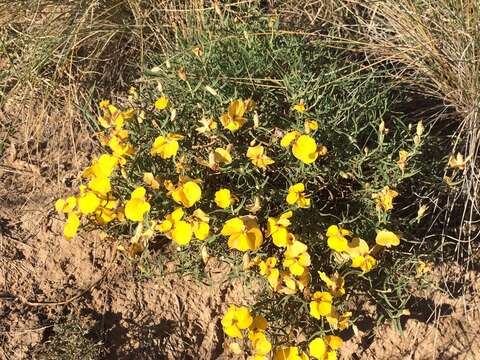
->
64;212;80;240
154;96;169;110
375;230;400;248
309;338;327;359
78;192;101;215
215;188;233;208
280;131;299;148
292;135;318;164
172;220;192;245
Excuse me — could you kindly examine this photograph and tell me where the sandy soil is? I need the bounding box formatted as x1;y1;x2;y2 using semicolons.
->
1;104;479;360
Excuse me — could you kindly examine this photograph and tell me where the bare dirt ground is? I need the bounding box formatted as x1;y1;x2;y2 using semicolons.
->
1;102;479;360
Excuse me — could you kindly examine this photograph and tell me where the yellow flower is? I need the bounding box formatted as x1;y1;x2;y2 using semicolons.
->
309;291;333;319
221;305;253;339
220;99;246;131
221;216;263;251
171;220;193;245
279;267;310;295
416;260;433;277
325;310;352;330
280;131;300;147
292;135;318;164
448;152;469;170
266;211;292;247
286;183;310;208
99;99;110;109
88;176;111;196
344;238;376;272
397;150;410;172
150;133;184;159
165;177;202;208
304;119;318;133
190;209;210;240
55;196;77;214
273;347;309;360
94;199;118;225
350;249;377;273
249;315;268;333
309;336;342;360
375;230;400;248
215;188;235;208
124;187;151;222
128;86;138;101
213;147;233;165
157;208;184;232
318;272;345;297
196;117;217;134
293;102;306;113
82;154;118;179
107;135;134;162
78;192;101;215
326;225;350;252
157;208;192;245
258;257;280;289
283;245;311;276
249;332;272;357
98;103;134;129
154;96;169;110
64;212;80;240
247;144;275;169
372;186;399;211
143;172;160;189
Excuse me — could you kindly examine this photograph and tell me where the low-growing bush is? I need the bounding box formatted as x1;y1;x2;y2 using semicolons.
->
55;12;448;359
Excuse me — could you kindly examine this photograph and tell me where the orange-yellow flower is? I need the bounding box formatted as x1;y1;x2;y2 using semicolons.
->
326;225;350;252
266;211;292;247
215;188;236;209
220;99;246;131
375;229;400;248
55;196;77;214
221;216;263;251
326;310;352;330
286;183;310;208
78;191;101;215
309;291;333;319
283;244;311;276
345;238;377;272
154;96;169;110
309;336;343;360
258;257;280;289
372;186;398;211
157;208;193;245
221;305;253;339
281;131;320;164
124;187;151;222
292;102;306;113
98;102;134;130
247;145;275;169
190;209;210;240
273;346;309;360
151;133;184;159
165;177;202;208
63;212;80;240
318;271;345;297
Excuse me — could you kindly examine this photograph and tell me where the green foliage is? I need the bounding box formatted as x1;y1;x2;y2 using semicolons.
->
62;7;449;357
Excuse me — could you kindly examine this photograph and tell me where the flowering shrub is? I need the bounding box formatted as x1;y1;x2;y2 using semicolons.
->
55;17;446;358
